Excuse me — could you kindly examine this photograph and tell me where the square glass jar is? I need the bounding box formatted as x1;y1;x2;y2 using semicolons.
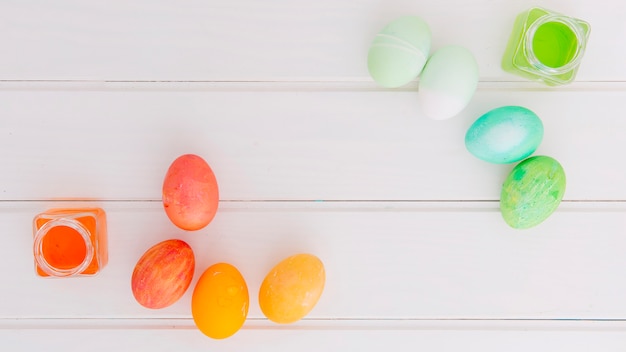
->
502;7;590;86
33;208;108;278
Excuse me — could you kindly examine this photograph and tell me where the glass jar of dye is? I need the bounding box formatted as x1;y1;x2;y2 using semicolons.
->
33;208;108;278
502;7;590;86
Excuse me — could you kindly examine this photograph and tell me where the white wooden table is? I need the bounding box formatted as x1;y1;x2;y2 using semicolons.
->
2;1;626;350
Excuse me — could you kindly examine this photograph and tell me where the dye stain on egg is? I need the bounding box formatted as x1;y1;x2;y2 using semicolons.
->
131;239;195;309
500;156;566;229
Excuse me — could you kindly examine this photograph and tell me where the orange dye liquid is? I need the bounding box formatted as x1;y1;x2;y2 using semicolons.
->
35;208;108;277
41;225;87;270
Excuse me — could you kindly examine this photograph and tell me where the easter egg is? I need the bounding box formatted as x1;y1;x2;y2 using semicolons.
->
418;45;479;120
162;154;219;231
191;263;249;339
465;106;544;163
367;16;431;88
500;156;566;229
259;254;325;324
131;239;195;309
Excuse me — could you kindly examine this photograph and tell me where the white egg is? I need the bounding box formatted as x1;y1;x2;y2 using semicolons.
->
418;46;479;120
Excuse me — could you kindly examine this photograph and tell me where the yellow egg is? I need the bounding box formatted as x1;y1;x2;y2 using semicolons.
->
191;263;249;339
258;253;325;324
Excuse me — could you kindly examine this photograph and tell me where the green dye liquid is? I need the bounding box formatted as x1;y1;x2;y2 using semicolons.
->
531;21;578;68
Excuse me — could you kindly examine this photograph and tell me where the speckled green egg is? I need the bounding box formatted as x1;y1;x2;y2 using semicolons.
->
500;156;566;229
465;106;544;164
367;16;431;88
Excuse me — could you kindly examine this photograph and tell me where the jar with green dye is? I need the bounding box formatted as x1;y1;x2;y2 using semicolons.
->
502;7;590;86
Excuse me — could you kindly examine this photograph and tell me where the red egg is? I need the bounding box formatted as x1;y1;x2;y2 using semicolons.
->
131;239;195;309
162;154;219;231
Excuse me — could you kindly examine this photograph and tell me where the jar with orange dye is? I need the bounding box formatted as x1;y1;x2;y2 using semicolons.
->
33;208;108;278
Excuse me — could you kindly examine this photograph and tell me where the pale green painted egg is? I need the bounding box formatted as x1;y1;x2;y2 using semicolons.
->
465;106;544;164
367;16;431;88
500;156;566;229
417;45;479;120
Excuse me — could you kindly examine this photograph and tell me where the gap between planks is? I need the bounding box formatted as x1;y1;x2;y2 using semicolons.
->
1;80;626;92
3;318;626;331
0;200;624;212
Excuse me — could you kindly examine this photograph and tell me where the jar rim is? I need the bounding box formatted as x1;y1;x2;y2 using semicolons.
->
523;14;585;75
33;218;94;277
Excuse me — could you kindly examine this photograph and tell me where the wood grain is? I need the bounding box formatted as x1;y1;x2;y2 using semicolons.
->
0;0;624;81
2;201;625;320
1;87;625;201
3;320;626;351
1;0;625;350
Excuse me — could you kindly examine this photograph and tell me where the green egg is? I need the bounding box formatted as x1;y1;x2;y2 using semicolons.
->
500;156;566;229
367;16;431;88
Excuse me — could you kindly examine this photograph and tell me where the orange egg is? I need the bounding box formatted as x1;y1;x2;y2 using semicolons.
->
258;253;325;324
162;154;219;231
191;263;249;339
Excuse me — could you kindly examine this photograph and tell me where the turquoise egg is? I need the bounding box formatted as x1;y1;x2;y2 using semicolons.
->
465;106;543;164
367;16;431;88
500;156;566;229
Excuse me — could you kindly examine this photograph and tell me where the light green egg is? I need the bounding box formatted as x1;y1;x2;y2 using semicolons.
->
418;45;479;120
367;16;431;88
500;156;566;229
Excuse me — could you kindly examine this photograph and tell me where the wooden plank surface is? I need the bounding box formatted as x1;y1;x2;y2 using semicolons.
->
1;0;625;81
2;201;626;319
1;0;626;350
4;320;626;352
1;86;625;201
